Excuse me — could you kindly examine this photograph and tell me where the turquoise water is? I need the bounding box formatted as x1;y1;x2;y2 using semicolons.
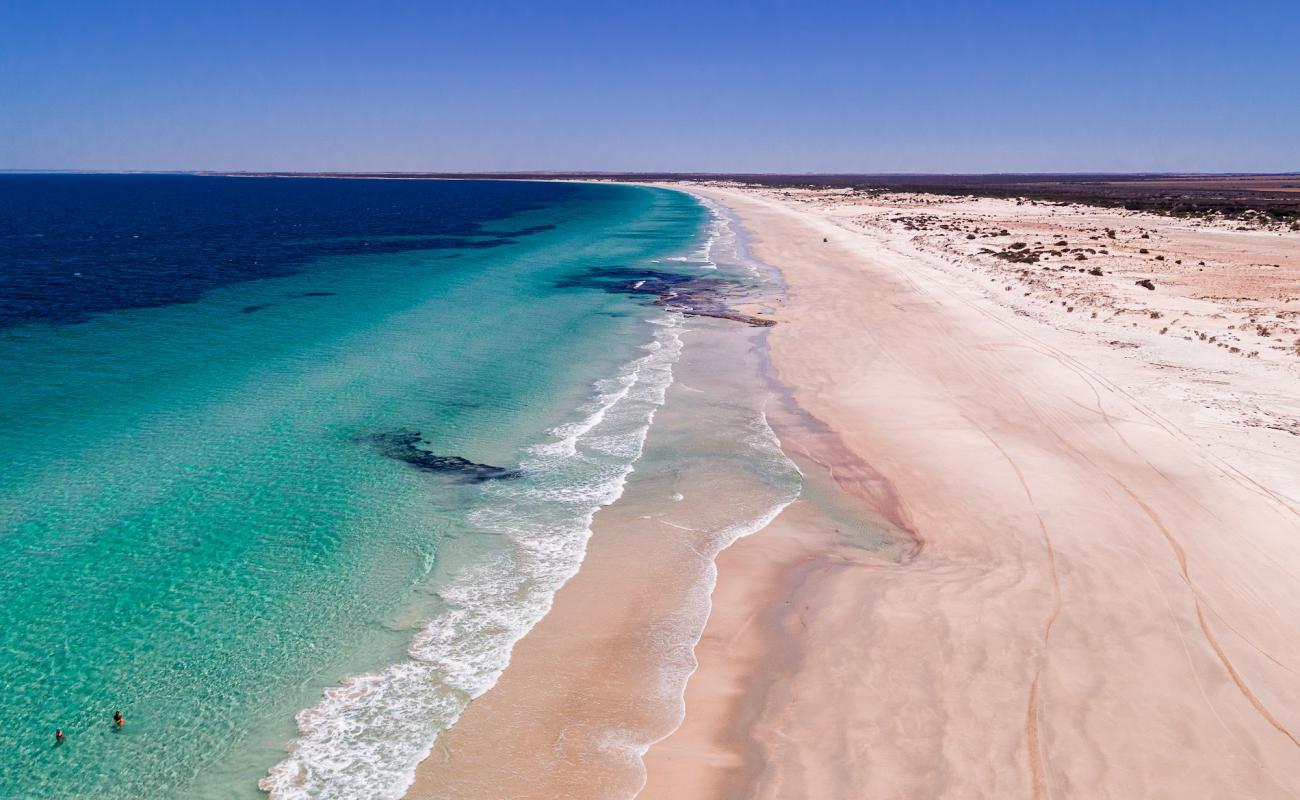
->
0;178;708;798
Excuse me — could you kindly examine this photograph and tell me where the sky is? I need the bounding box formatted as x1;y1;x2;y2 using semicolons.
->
2;0;1297;173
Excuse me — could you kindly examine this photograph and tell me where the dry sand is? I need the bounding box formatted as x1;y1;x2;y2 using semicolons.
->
641;184;1300;799
406;183;1300;799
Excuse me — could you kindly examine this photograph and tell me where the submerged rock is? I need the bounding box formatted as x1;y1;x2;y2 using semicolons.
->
364;429;520;482
682;309;777;327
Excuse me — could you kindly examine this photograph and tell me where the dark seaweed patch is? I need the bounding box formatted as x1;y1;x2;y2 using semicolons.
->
357;236;518;250
493;223;557;236
465;237;518;249
365;429;520;482
555;267;775;327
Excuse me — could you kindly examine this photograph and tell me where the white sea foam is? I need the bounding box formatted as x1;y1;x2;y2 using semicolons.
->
691;194;774;283
661;205;728;271
261;316;685;800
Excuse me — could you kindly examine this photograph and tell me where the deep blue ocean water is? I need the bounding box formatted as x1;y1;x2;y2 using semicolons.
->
0;175;566;327
0;175;708;798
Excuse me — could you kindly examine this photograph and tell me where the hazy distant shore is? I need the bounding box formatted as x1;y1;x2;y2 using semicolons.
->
204;171;1300;221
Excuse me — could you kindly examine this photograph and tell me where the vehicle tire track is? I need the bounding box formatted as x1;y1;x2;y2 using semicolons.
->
972;421;1060;800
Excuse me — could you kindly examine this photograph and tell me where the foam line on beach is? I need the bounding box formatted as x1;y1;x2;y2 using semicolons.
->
620;406;800;793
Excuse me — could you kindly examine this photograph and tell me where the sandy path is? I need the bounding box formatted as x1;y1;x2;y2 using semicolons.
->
640;186;1300;799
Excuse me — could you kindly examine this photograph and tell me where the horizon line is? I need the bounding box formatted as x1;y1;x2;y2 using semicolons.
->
4;169;1300;179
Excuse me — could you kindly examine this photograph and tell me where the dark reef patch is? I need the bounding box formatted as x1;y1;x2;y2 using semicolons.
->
556;267;776;327
365;429;521;482
555;267;695;294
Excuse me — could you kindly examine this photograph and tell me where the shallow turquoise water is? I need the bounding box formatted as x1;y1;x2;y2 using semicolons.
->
0;179;707;798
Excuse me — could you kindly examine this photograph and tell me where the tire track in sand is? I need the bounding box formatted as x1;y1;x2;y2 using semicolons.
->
972;422;1061;800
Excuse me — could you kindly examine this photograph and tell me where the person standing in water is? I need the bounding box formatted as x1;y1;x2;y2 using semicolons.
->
55;728;64;744
113;711;124;728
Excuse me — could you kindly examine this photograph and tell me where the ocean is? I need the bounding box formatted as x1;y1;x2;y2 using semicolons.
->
0;175;797;799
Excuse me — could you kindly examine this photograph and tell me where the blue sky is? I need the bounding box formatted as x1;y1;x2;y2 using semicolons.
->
2;0;1297;172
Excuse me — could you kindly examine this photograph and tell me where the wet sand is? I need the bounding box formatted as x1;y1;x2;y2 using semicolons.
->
403;315;806;799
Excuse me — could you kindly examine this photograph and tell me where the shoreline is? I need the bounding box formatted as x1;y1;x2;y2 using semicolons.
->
399;193;811;799
401;312;807;799
401;180;1300;799
396;184;922;799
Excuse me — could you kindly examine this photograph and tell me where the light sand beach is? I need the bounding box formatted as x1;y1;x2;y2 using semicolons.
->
407;183;1300;799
